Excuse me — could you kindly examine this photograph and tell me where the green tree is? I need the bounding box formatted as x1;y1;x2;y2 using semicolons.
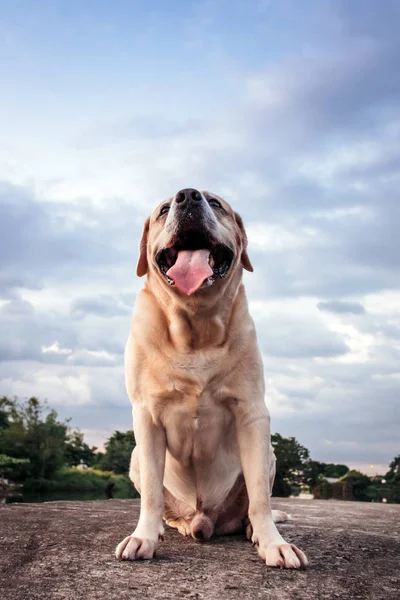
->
323;463;349;478
96;430;136;475
0;397;68;480
64;430;97;467
24;397;68;479
303;460;350;490
0;398;11;430
303;459;327;489
383;455;400;504
385;455;400;482
271;433;310;497
340;470;371;502
0;454;30;476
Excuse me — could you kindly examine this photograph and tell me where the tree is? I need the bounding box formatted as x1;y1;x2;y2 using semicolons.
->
0;454;30;476
340;470;371;502
302;460;327;489
323;463;349;478
385;455;400;482
96;430;136;475
23;397;68;479
64;430;97;467
383;454;400;504
271;433;310;497
313;480;333;500
0;397;68;480
0;398;11;430
302;460;350;490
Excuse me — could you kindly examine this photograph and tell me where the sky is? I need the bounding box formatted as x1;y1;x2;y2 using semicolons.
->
1;0;399;475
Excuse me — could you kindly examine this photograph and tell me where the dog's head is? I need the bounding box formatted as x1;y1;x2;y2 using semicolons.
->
137;189;253;296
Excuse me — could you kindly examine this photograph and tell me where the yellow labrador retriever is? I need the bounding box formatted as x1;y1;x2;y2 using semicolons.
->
115;189;308;569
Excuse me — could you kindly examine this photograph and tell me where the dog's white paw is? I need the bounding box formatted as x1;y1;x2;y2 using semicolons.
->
115;535;161;560
257;541;308;569
271;509;291;523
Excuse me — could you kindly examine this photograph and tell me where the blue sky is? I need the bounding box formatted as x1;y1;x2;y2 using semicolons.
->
1;0;399;474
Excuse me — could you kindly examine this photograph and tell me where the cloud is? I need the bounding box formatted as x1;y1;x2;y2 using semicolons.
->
0;182;130;297
317;301;366;315
251;306;350;359
71;294;132;319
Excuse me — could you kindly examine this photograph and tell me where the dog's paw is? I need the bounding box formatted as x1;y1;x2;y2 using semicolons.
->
165;517;192;537
271;509;291;523
257;541;308;569
115;535;160;560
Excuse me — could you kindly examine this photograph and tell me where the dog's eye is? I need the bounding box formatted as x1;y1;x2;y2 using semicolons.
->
160;205;170;217
208;198;222;209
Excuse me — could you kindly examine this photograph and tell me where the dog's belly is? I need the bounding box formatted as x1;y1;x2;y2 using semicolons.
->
161;401;242;511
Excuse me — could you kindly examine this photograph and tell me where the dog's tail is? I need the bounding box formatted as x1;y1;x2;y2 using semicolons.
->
190;512;214;542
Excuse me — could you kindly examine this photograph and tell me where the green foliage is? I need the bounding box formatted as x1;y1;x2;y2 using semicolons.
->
303;460;350;489
18;468;138;502
386;455;400;482
0;395;136;501
340;470;371;502
95;430;136;474
302;460;326;489
323;463;349;478
271;433;309;497
0;396;97;481
0;454;30;476
0;396;69;479
64;430;97;467
0;399;11;429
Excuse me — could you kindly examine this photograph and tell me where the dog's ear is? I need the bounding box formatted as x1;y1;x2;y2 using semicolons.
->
234;212;253;272
136;217;150;277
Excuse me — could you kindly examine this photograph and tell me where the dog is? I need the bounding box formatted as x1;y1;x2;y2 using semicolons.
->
115;188;308;569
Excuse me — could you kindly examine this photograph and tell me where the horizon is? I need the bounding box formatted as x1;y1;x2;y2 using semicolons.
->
1;1;399;477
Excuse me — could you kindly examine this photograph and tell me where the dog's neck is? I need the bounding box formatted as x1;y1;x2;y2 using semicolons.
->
145;271;248;351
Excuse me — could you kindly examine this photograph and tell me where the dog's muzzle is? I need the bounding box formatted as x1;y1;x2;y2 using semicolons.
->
156;189;234;295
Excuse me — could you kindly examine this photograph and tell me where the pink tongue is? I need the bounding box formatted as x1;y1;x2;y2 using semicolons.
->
166;249;213;295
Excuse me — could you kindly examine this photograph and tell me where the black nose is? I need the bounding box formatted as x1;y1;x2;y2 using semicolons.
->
175;188;202;205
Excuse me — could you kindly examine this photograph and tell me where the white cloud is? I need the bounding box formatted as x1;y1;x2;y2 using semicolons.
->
41;341;72;355
247;222;325;253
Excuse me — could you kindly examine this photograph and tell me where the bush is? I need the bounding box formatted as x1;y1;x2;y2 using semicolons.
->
17;468;139;502
313;480;333;499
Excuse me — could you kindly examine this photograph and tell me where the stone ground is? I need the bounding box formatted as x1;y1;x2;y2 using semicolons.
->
0;498;399;600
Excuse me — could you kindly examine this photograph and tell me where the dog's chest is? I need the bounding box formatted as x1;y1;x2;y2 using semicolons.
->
160;394;234;466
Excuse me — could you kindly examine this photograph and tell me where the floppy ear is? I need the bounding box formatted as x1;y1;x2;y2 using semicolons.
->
234;212;254;272
136;217;150;277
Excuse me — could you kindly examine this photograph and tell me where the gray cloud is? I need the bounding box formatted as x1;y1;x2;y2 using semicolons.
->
71;294;132;319
317;301;366;315
256;314;349;359
0;181;141;297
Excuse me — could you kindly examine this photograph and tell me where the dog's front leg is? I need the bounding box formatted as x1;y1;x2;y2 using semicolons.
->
115;406;166;560
235;404;308;569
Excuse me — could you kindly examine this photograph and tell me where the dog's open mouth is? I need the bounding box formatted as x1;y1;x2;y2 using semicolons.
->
156;230;234;295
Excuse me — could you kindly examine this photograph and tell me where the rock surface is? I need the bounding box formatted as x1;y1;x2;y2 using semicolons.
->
1;498;399;600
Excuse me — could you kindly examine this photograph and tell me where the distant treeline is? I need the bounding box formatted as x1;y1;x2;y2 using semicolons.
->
0;396;138;502
0;396;399;503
